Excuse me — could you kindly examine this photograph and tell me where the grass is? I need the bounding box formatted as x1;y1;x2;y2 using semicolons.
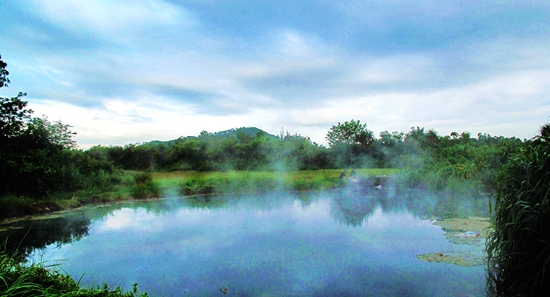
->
152;168;398;196
0;252;149;296
1;168;399;222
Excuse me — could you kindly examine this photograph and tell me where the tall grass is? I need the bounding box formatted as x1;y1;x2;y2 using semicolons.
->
486;125;550;296
0;252;149;296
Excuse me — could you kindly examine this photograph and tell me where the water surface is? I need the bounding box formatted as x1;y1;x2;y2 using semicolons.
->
3;188;488;296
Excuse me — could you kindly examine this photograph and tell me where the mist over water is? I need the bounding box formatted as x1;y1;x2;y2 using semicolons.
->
3;188;488;296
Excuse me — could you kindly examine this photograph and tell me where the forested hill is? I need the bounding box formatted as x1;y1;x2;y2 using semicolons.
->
147;127;277;146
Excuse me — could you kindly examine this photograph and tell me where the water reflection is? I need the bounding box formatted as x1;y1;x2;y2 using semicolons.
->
331;193;378;226
1;214;90;261
329;186;489;227
1;187;490;260
0;188;489;296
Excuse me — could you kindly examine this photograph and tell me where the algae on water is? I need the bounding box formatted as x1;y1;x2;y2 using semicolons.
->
416;216;490;267
416;250;485;267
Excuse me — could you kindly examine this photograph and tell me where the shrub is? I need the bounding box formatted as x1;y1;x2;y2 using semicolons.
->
179;175;218;196
131;172;161;199
0;195;34;218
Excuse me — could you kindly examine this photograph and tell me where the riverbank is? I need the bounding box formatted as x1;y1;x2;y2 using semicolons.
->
0;169;398;223
0;252;149;297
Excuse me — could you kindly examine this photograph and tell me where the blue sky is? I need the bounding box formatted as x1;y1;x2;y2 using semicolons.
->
1;0;549;148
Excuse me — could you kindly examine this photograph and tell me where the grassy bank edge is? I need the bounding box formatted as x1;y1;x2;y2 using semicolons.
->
1;169;398;223
0;251;150;296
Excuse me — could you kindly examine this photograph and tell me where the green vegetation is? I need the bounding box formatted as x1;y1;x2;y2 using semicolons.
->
131;172;161;199
486;124;550;297
0;55;134;219
156;169;396;196
394;128;522;195
84;125;523;196
91;127;334;172
325;119;375;166
0;252;148;296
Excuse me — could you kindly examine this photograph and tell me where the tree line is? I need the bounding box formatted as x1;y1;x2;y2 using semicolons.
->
85;121;523;194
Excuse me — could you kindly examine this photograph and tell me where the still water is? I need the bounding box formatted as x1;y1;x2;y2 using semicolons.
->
2;188;488;296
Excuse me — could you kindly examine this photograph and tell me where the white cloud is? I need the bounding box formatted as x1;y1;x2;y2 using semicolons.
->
27;0;195;35
28;59;550;149
2;0;549;148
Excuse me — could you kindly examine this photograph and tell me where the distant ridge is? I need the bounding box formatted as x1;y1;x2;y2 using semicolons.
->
208;127;277;138
147;127;278;146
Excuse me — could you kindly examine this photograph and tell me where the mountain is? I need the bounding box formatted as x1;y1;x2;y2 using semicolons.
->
209;127;277;139
147;127;278;146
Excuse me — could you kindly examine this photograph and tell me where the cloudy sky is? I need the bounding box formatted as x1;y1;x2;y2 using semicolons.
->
1;0;549;148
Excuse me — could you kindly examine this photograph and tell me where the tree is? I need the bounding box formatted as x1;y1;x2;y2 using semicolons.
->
1;55;32;139
375;131;405;167
1;92;31;139
378;130;404;147
0;54;10;88
326;120;374;166
30;115;77;149
326;120;374;148
0;55;82;198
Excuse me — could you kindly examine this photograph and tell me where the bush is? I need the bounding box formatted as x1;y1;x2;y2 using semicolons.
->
179;176;216;196
0;195;34;218
131;172;161;199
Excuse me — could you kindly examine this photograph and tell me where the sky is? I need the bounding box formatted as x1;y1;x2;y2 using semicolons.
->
1;0;550;149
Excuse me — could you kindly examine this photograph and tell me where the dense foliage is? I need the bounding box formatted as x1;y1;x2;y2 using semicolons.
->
90;128;334;172
0;55;9;88
393;128;523;195
86;124;522;197
487;124;550;296
326;120;375;166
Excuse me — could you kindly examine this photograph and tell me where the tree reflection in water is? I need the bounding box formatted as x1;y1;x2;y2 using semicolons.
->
1;214;91;262
1;186;489;263
329;180;489;227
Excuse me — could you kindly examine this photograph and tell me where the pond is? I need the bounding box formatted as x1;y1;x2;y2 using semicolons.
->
1;187;489;296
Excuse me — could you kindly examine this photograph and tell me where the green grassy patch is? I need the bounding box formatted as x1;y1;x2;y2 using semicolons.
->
151;169;398;196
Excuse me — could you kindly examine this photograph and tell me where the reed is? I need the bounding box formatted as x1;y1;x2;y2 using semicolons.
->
486;125;550;296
